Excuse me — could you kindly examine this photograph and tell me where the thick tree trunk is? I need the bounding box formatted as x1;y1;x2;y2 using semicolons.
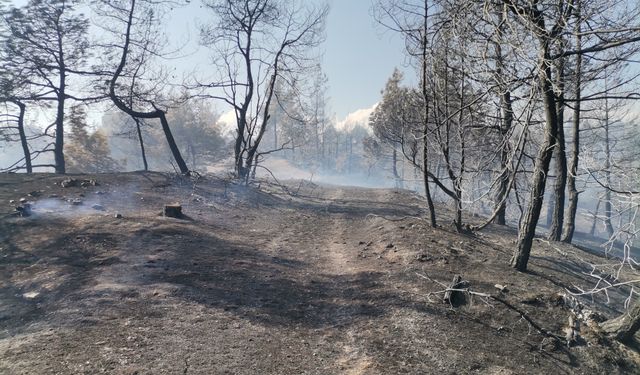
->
157;112;189;174
511;43;558;272
54;87;66;174
601;299;640;343
494;91;512;225
548;96;567;240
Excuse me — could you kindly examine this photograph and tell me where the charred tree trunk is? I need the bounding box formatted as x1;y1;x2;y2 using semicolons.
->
562;3;583;243
54;69;66;174
603;102;614;238
493;7;512;226
421;2;436;228
133;117;148;171
108;0;189;175
601;300;640;343
14;101;32;173
494;91;512;226
548;56;567;241
158;111;189;174
511;42;558;272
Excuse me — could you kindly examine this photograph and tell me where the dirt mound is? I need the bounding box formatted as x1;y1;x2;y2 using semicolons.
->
0;172;638;374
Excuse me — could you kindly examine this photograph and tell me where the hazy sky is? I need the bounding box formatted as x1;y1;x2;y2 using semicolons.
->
322;0;411;119
170;0;413;122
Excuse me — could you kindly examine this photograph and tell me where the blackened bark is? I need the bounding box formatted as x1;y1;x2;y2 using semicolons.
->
511;43;558;272
495;91;512;226
421;1;436;228
548;64;567;241
108;0;189;175
54;57;66;174
562;27;582;243
133;117;148;171
14;101;32;173
493;7;511;226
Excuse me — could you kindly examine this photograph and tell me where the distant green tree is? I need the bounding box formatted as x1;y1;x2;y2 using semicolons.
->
66;105;119;173
165;101;227;170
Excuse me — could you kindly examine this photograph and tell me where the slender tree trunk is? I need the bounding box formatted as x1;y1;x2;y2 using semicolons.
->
511;42;559;272
590;199;601;236
14;101;32;173
603;100;614;238
493;6;512;226
392;148;401;188
420;0;436;228
133;117;148;171
562;2;583;243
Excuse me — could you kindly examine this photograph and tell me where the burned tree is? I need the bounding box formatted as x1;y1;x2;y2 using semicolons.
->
94;0;190;175
198;0;327;182
2;0;89;174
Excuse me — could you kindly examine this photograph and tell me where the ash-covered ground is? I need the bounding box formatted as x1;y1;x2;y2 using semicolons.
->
0;172;639;374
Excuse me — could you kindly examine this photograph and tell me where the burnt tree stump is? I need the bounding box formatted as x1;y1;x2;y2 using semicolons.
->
443;274;466;306
164;204;183;218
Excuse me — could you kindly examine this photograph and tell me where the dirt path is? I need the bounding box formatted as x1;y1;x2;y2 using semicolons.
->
1;174;638;374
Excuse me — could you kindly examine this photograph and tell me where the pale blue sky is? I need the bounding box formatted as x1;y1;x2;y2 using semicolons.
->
322;0;411;119
171;0;413;120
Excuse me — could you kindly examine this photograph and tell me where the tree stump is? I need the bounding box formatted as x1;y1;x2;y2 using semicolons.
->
443;274;465;306
164;204;183;218
600;299;640;343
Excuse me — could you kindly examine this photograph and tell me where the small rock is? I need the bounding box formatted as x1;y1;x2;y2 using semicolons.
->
92;204;105;211
19;197;27;203
114;213;123;219
27;191;41;197
23;291;39;299
60;178;78;188
385;243;394;249
70;199;83;206
9;199;15;204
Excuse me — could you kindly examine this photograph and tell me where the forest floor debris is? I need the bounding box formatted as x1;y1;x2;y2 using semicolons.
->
0;171;639;374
